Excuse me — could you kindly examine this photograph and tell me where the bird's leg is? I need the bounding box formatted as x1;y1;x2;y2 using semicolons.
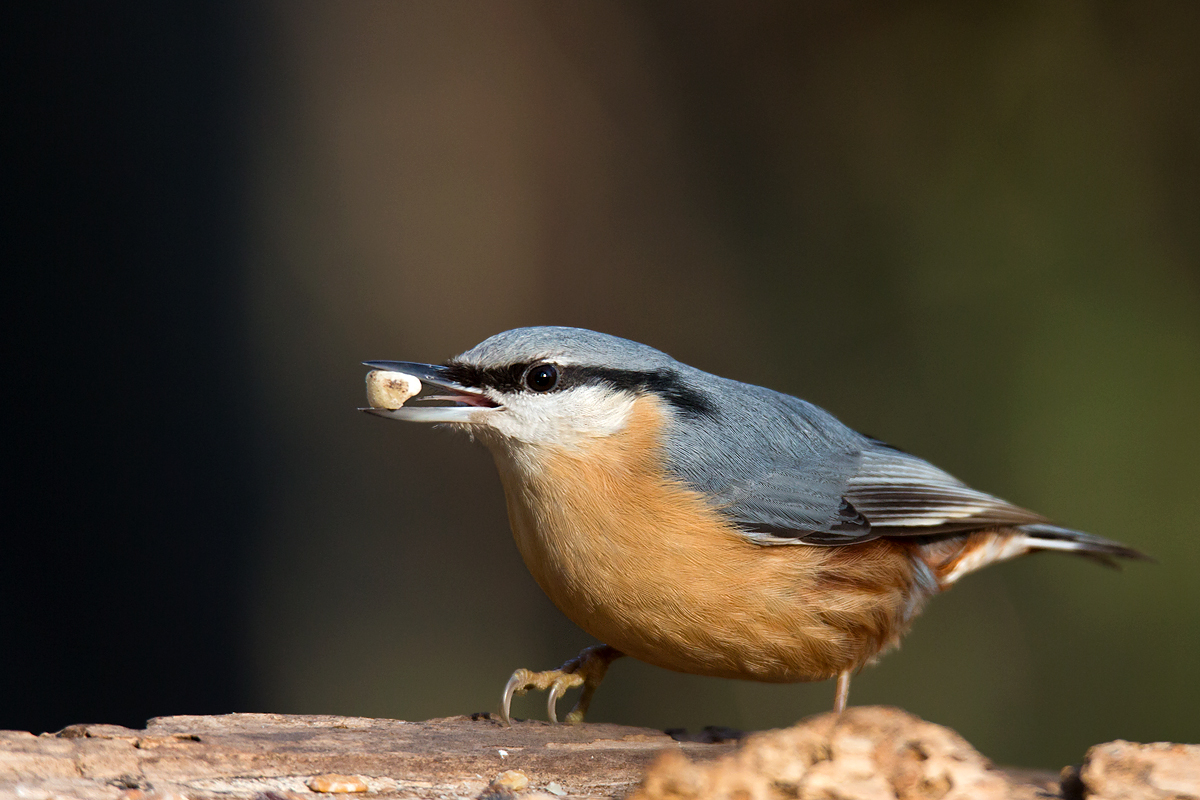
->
499;644;624;726
833;669;851;713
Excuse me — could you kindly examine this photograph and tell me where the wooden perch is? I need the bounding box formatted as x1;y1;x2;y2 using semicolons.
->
1;707;1195;799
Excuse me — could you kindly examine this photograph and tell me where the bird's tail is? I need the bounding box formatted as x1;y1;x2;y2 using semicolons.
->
926;524;1150;587
1016;523;1152;569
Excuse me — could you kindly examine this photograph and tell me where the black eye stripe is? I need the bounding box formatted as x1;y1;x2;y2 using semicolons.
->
442;361;717;418
567;367;717;418
442;361;524;392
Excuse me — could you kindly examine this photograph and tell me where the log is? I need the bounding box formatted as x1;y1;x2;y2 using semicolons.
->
0;707;1195;800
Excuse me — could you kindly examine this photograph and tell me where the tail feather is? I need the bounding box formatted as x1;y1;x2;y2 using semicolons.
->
925;524;1150;587
1017;523;1153;568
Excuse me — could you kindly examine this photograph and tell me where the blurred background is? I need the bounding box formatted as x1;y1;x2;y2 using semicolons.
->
5;0;1199;770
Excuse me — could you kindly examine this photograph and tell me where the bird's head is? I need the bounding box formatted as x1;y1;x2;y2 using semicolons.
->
363;326;715;451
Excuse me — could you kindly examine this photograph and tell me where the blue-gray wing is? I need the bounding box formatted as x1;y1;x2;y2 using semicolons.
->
662;379;873;545
842;444;1049;536
718;440;1050;545
663;373;1046;545
713;464;872;545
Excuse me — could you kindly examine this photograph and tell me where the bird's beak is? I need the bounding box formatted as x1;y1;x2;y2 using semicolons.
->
360;360;500;424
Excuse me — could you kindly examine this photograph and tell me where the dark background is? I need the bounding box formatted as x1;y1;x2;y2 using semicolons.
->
5;1;1199;770
5;2;254;732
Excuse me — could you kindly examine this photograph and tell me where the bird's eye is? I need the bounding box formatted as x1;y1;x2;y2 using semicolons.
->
524;363;559;392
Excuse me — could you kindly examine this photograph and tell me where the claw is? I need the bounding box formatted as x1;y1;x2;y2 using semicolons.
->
547;679;563;724
499;671;532;724
546;674;583;724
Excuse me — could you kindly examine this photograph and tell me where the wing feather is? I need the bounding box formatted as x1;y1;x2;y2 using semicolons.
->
845;448;1048;534
716;468;872;545
670;379;1046;545
714;442;1047;545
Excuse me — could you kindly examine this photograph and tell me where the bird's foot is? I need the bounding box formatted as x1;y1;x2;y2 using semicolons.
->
501;668;584;726
499;644;623;726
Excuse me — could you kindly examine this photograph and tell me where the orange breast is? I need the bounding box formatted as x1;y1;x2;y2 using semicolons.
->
489;396;933;682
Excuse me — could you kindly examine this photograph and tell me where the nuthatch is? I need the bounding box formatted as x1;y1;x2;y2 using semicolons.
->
363;326;1146;725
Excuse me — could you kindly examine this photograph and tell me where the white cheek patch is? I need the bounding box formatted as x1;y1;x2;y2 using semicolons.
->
485;386;637;447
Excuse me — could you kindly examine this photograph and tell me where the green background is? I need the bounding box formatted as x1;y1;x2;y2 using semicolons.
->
239;2;1200;768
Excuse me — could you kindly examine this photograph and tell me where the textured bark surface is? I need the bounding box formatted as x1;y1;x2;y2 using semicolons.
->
633;707;1051;800
1070;740;1200;800
0;708;1195;800
0;713;731;800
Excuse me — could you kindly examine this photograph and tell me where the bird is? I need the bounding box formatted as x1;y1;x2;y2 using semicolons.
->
361;326;1146;726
